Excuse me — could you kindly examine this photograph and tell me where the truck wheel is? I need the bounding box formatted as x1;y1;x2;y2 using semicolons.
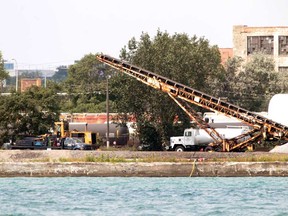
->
175;146;185;152
204;146;214;152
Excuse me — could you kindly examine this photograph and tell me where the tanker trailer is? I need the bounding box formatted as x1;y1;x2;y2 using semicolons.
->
68;123;129;145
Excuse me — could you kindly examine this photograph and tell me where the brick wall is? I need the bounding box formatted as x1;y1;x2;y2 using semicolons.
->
20;78;42;92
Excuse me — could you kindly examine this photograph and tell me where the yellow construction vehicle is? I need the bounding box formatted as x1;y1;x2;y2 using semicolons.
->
54;121;99;149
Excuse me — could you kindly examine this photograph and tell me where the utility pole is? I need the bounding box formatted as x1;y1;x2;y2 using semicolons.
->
106;76;110;149
12;59;18;92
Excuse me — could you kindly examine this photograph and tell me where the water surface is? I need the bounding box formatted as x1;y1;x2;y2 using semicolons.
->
0;177;287;215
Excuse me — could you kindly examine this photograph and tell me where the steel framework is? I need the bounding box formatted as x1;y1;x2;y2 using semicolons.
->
96;54;288;151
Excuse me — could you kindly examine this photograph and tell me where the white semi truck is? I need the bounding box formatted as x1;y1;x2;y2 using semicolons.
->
169;126;250;151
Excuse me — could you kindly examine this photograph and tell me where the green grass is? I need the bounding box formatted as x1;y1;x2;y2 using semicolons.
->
26;155;288;163
6;152;288;163
30;157;54;162
84;154;127;163
206;154;288;163
26;154;186;163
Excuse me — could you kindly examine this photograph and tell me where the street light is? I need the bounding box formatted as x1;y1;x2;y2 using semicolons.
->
12;59;18;92
99;66;110;149
44;69;47;88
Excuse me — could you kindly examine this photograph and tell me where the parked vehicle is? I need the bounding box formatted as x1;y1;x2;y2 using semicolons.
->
15;136;38;146
61;137;92;150
9;136;46;150
169;126;250;152
7;134;63;150
54;121;129;148
54;121;129;146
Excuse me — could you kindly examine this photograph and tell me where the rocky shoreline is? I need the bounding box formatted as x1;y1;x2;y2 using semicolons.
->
1;150;288;177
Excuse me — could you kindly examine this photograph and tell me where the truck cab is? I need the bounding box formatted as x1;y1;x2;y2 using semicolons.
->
170;128;208;152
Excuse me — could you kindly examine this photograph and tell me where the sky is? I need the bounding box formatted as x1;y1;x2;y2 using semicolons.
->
1;0;288;70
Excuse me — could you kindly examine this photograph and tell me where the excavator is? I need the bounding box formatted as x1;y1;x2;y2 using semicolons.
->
96;54;288;152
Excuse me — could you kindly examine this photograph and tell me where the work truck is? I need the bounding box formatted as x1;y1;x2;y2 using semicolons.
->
169;126;250;151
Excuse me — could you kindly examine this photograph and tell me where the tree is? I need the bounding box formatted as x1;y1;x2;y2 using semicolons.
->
0;86;60;144
209;56;243;99
214;53;281;112
20;70;43;79
64;53;115;113
0;51;9;92
238;53;280;111
111;30;223;149
51;65;68;82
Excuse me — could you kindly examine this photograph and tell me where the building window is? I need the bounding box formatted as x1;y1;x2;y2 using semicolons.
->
279;36;288;55
279;67;288;73
247;36;274;55
4;63;14;70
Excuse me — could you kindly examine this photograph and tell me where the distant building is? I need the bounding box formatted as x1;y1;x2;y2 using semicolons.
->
20;78;42;92
4;62;14;72
233;25;288;72
219;48;233;64
2;61;15;88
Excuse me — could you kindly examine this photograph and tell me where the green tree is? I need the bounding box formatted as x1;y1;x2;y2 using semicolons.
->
215;53;280;112
234;53;279;111
64;53;115;113
110;30;223;149
51;65;68;82
0;51;9;92
0;86;60;144
210;56;243;99
20;70;43;79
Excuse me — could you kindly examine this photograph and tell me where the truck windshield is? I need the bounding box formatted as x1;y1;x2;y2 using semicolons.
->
185;131;192;136
71;138;84;143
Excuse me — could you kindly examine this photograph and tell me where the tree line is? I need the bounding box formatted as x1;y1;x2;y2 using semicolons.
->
0;30;286;148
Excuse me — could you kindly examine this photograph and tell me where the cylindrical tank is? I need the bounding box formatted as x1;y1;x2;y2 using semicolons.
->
68;123;129;145
193;127;249;145
268;94;288;126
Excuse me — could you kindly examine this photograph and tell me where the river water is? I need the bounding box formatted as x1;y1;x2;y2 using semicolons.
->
0;177;287;216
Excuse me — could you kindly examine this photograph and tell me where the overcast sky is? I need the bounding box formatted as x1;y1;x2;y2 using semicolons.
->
1;0;288;70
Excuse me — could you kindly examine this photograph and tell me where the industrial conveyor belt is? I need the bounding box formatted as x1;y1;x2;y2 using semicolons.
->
97;54;288;150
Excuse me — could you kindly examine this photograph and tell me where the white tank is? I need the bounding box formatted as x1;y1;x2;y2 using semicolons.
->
183;127;249;145
268;94;288;126
203;112;240;123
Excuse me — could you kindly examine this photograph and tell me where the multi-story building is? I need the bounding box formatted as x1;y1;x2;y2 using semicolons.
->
233;25;288;72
